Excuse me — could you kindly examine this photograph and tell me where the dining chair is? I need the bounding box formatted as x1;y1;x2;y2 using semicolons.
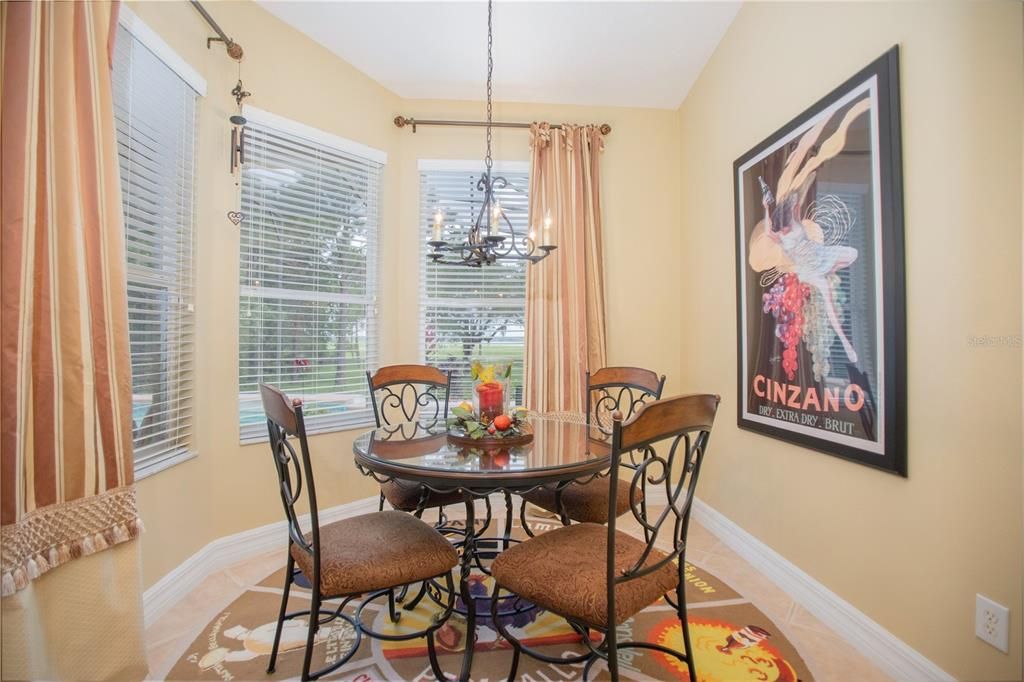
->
491;393;720;681
259;384;459;681
522;366;666;527
365;365;465;517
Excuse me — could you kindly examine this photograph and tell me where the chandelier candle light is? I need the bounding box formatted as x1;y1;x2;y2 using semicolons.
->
426;0;557;268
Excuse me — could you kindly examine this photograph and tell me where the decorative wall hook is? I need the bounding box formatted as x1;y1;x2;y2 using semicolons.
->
191;1;244;61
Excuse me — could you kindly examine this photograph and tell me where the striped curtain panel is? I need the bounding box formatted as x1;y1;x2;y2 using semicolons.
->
0;0;141;597
523;123;608;412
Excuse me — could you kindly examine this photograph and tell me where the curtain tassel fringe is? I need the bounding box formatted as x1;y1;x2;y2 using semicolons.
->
1;572;15;597
78;536;94;557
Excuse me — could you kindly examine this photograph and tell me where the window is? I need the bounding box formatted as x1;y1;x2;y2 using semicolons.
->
418;162;530;402
239;109;384;441
112;11;202;477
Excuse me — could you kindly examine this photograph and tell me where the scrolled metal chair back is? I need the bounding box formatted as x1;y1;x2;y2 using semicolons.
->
587;366;666;435
366;364;451;427
260;384;319;561
606;394;720;600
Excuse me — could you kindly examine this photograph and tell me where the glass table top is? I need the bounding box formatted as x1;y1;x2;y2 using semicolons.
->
352;416;612;485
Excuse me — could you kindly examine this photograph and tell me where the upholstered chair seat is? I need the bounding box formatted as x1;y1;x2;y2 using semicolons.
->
491;522;676;629
380;479;466;513
290;510;458;596
521;478;640;524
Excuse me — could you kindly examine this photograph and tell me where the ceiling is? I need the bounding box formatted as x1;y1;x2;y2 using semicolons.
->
256;1;741;110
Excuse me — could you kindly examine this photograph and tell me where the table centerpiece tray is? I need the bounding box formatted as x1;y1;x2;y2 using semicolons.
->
446;422;534;448
446;400;533;448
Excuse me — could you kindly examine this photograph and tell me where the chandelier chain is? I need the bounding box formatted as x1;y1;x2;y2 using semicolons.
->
485;0;493;173
425;0;555;266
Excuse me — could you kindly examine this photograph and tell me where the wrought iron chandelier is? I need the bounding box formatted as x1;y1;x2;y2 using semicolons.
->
427;0;556;267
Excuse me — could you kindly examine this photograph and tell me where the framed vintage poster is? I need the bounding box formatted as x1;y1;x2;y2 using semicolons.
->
733;46;906;475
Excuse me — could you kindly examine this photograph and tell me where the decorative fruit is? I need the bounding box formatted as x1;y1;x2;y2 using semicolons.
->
487;424;496;435
458;400;473;413
493;414;512;431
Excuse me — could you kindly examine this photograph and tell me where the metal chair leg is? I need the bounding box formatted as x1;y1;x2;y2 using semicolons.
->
606;619;620;680
301;589;319;681
378;490;385;511
426;630;449;681
267;552;295;673
677;566;697;682
490;585;522;681
387;588;401;623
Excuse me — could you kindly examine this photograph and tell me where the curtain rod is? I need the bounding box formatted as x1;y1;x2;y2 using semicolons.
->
393;116;611;136
190;0;244;60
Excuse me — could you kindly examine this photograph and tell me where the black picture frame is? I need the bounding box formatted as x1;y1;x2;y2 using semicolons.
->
733;46;906;475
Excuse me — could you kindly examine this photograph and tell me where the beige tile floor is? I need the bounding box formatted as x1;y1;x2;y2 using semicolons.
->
145;501;893;681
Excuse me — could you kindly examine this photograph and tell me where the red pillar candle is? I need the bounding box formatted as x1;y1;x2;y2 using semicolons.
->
476;381;504;421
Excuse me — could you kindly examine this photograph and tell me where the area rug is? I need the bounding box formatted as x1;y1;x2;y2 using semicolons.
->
166;520;813;681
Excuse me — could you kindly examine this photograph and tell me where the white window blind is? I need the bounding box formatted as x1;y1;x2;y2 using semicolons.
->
112;22;199;476
239;120;382;441
419;166;529;403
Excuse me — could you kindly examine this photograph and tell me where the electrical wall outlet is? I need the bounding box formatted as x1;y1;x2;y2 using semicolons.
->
975;594;1010;653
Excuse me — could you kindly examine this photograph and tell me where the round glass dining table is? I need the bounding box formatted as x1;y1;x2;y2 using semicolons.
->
351;415;612;681
352;414;612;493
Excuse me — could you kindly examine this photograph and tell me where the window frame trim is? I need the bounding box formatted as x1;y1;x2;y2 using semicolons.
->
114;14;202;479
238;112;384;443
243;105;388;165
117;6;207;96
417;158;529;174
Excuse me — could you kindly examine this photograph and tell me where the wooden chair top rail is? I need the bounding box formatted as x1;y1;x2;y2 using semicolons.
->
260;383;300;436
618;393;720;451
368;364;449;389
589;366;665;396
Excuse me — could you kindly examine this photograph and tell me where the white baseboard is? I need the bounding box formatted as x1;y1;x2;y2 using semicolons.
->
143;496;379;628
690;497;956;682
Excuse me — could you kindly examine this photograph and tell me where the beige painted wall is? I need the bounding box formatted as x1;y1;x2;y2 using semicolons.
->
126;2;683;590
677;2;1023;680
